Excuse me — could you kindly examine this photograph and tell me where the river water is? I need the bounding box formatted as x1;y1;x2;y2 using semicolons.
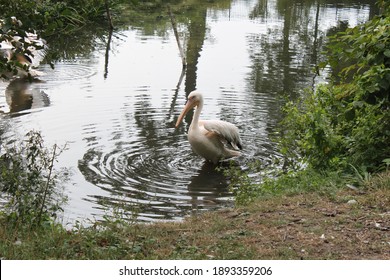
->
0;0;377;224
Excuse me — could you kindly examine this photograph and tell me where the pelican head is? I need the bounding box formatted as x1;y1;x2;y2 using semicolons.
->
175;91;203;128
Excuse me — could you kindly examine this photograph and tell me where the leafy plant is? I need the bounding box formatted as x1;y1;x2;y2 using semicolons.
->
0;130;68;228
0;0;117;37
0;17;46;79
279;3;390;172
220;161;261;205
221;159;345;206
224;2;390;206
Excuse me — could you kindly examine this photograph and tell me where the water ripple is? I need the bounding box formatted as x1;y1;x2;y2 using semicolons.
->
42;62;97;83
78;129;234;221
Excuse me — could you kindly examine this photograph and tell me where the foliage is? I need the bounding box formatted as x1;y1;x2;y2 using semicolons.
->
223;2;390;206
128;0;183;11
0;131;68;228
0;0;123;77
0;17;46;79
220;161;261;205
222;159;346;205
0;0;115;36
279;3;390;172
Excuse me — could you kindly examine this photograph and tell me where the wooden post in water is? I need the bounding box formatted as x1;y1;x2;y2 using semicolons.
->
168;5;187;68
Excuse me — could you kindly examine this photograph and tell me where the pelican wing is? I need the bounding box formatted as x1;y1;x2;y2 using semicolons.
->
201;120;243;150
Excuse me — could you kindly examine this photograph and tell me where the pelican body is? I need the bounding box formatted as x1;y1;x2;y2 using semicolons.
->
175;91;242;164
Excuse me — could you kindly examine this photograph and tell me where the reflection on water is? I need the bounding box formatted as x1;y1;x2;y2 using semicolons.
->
3;79;49;114
79;147;230;221
0;0;378;223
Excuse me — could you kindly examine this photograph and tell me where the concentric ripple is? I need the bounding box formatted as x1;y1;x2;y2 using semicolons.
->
73;86;281;222
79;135;234;222
41;62;97;83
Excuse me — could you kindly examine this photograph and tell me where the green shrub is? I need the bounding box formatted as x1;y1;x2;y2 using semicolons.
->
279;3;390;172
0;0;114;36
0;17;46;79
225;1;389;205
0;131;68;228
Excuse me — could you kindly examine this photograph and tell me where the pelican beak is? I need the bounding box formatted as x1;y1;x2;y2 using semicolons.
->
175;98;197;128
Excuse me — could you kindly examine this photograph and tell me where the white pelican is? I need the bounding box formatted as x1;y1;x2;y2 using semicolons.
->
175;91;243;164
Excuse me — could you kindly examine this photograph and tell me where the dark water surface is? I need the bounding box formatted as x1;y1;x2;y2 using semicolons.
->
0;0;377;223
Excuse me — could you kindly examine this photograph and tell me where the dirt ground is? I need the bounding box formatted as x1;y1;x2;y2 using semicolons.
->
142;185;389;259
218;189;389;259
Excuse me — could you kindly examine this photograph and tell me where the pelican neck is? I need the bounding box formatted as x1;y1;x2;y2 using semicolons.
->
190;99;203;129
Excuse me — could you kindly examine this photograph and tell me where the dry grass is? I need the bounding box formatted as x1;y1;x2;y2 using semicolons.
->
133;186;389;259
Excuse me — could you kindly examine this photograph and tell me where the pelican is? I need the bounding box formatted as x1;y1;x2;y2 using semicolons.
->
175;91;243;164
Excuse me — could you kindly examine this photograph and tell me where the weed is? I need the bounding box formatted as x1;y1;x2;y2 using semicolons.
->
0;130;68;229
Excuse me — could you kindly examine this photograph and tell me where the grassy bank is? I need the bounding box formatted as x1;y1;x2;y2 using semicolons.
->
1;170;388;260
